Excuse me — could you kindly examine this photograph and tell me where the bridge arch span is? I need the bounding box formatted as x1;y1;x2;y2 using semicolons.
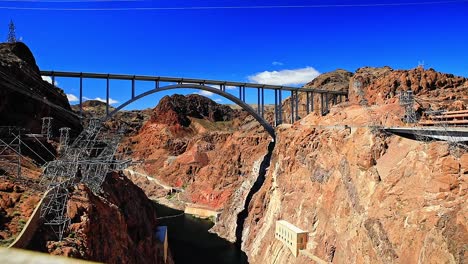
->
104;84;275;138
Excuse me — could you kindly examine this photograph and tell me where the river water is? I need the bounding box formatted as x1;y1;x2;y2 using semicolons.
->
155;203;249;264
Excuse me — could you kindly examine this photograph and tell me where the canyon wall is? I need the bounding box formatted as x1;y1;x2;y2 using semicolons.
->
240;105;467;263
124;94;271;213
0;42;82;133
30;172;172;264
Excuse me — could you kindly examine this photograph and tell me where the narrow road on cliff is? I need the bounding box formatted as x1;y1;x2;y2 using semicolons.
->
124;168;183;192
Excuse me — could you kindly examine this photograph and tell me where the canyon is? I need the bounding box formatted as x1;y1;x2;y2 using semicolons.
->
0;41;467;264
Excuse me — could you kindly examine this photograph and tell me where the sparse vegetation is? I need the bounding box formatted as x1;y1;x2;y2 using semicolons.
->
12;211;21;217
0;237;16;247
18;218;26;228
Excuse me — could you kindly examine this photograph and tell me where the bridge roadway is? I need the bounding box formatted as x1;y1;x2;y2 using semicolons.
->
41;71;349;138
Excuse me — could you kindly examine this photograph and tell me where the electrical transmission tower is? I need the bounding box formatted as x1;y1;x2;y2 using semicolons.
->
0;127;22;178
7;20;16;43
399;90;417;124
40;118;131;240
59;127;71;154
41;117;53;140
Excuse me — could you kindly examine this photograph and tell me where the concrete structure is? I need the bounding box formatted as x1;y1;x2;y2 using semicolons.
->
9;189;50;249
0;248;97;264
156;226;168;263
384;126;468;142
275;220;308;257
184;204;220;221
419;109;468;126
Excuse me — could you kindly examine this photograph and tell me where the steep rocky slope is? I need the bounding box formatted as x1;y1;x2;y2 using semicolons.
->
0;42;81;133
238;69;467;263
123;94;272;241
71;100;152;134
242;120;466;263
349;66;468;109
29;172;172;264
282;67;468;123
0;42;170;263
0;179;42;246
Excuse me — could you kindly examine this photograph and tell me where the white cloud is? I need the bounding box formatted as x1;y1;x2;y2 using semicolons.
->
248;66;320;86
195;90;214;97
41;76;59;86
66;94;79;102
226;85;237;90
214;99;223;103
272;61;284;66
83;96;119;105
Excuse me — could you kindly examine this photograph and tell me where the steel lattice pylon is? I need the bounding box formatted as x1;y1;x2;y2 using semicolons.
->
399;90;417;124
40;119;131;240
41;117;53;140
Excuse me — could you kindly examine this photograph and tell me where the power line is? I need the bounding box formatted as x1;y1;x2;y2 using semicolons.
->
0;0;466;11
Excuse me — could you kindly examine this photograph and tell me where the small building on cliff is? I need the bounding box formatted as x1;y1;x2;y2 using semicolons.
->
275;220;308;257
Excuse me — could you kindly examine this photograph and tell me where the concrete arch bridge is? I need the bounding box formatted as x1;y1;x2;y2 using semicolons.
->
41;71;349;138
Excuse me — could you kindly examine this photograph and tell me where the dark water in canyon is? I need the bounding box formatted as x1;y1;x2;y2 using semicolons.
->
155;203;249;264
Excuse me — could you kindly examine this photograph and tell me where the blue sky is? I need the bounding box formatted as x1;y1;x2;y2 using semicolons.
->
1;0;467;110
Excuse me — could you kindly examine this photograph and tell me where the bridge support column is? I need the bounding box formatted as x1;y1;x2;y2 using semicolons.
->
279;89;283;124
239;86;242;101
131;76;135;99
242;86;246;102
79;73;83;117
51;71;55;88
306;92;310;115
320;93;324;116
311;92;314;114
295;91;299;121
257;88;261;115
290;91;294;123
106;75;110;117
274;89;278;126
261;87;265;118
325;93;329;115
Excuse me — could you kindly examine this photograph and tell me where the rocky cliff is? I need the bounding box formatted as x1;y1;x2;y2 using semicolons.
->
0;42;81;133
238;70;467;263
282;67;468;123
122;94;272;242
29;171;172;264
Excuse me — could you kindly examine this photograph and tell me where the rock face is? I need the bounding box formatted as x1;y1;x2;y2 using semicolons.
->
123;94;271;241
238;81;467;263
71;100;151;135
152;94;236;127
0;179;42;246
0;42;81;133
282;67;468;123
304;69;353;92
349;66;468;109
30;172;172;264
282;69;353;123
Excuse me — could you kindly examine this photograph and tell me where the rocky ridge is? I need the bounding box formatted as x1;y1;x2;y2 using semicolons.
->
30;172;172;264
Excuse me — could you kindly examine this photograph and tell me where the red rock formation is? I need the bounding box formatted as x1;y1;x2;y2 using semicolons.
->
282;67;467;123
0;179;42;246
349;66;468;109
122;94;272;243
30;172;172;264
239;79;467;263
